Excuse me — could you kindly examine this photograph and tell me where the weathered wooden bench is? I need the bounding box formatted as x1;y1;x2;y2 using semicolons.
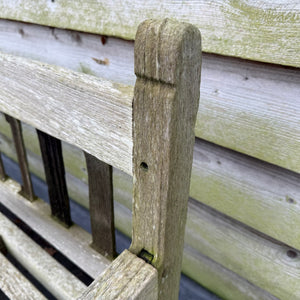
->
0;19;201;299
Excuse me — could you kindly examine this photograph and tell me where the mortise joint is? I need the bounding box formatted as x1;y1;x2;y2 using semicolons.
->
138;249;154;264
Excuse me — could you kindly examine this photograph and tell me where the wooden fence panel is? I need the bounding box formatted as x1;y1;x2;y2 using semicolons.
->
0;1;299;66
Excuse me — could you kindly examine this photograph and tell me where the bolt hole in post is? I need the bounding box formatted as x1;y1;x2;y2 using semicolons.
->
140;162;149;172
287;249;298;259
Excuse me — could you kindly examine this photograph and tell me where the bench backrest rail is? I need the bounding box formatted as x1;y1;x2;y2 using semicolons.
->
0;18;201;299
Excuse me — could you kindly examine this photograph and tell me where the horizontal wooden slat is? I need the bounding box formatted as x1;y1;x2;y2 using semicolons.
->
79;250;158;300
0;179;110;279
2;118;299;254
0;146;291;298
112;195;300;300
0;211;87;300
0;52;133;174
0;1;299;66
186;200;300;300
0;252;46;300
182;246;278;300
1;20;299;172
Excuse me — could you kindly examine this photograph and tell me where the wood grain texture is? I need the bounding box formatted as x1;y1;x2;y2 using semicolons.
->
0;179;110;279
130;19;201;300
0;51;133;174
5;115;35;200
84;152;115;259
0;152;6;181
1;118;300;257
37;130;72;226
183;246;279;300
0;19;298;172
0;1;299;66
0;146;294;298
185;200;300;300
0;211;87;300
78;250;158;300
0;252;47;300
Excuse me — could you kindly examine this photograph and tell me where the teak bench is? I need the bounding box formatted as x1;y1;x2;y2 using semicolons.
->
0;19;201;299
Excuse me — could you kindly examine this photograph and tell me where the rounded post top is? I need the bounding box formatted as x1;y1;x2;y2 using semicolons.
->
134;18;201;85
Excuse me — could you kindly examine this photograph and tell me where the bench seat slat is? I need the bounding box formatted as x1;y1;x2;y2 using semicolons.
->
0;52;133;175
0;179;110;279
0;252;47;300
0;211;87;299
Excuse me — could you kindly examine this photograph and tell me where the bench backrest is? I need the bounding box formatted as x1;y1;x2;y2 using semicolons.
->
0;18;201;300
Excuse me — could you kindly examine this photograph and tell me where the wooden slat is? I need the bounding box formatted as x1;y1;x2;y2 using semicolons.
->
0;179;110;279
186;200;300;300
130;19;201;300
1;119;300;257
113;196;300;300
79;250;158;300
183;246;279;300
84;152;115;259
5;115;35;200
0;211;87;300
0;51;133;175
107;195;281;300
0;236;7;255
37;130;72;227
1;19;299;172
0;1;299;66
0;150;293;299
0;252;47;300
0;153;6;181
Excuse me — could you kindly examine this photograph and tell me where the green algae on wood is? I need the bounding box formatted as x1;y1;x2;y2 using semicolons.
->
0;0;299;66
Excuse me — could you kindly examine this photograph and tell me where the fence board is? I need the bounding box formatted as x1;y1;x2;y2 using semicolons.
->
1;20;299;172
0;1;299;66
1;119;300;253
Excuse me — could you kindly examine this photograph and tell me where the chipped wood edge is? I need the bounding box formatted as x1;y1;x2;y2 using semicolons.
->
78;250;158;300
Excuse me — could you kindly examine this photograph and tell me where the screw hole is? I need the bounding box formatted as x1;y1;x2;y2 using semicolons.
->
140;162;148;171
287;249;298;258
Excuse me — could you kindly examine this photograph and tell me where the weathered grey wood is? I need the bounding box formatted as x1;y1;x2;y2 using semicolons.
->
0;153;6;181
1;118;300;269
84;152;115;259
0;179;110;279
0;51;133;174
0;252;47;300
183;246;279;300
78;249;158;300
185;199;300;300
5;115;35;200
130;19;201;299
0;1;299;66
0;211;87;300
0;235;7;255
0;153;296;298
37;130;72;226
1;19;299;172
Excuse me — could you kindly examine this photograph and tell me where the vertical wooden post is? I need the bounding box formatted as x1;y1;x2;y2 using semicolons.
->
5;115;35;201
130;19;201;299
0;154;7;181
84;152;116;259
37;130;72;227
